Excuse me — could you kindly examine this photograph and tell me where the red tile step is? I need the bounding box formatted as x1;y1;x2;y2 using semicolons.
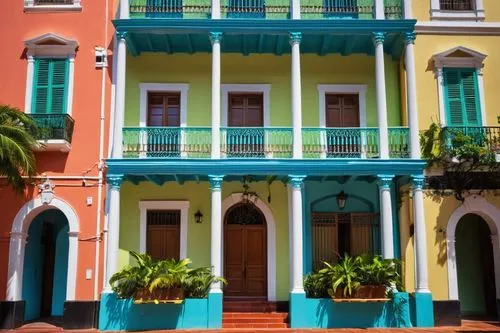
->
223;300;282;313
222;312;289;329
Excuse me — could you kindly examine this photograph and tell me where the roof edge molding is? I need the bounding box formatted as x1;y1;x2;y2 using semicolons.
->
25;33;78;58
429;46;487;71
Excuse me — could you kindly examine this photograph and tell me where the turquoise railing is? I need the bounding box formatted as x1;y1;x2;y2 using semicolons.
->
388;127;409;158
220;127;293;158
29;113;75;143
442;126;500;152
122;127;212;158
302;127;379;158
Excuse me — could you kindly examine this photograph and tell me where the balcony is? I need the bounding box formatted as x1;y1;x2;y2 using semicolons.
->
122;126;409;159
30;114;75;152
442;126;500;154
128;0;403;19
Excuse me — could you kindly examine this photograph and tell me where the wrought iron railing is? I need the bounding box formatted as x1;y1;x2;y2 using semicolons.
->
384;0;403;19
221;127;293;158
33;0;74;4
439;0;474;11
123;127;212;158
300;0;374;19
388;127;409;158
442;127;500;153
130;0;212;18
30;114;75;143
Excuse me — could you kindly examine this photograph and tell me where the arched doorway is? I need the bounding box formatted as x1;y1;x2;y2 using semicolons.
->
224;202;267;298
22;209;69;321
456;214;497;319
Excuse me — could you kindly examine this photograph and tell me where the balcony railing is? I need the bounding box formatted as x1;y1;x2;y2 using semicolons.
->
123;126;410;159
34;0;74;4
129;0;403;19
439;0;474;11
30;113;75;143
442;126;500;152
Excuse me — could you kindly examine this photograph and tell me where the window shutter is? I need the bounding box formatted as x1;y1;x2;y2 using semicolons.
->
443;68;481;127
32;58;69;114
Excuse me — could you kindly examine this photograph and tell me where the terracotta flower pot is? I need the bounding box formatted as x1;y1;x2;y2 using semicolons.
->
355;286;372;298
169;287;184;300
370;285;387;298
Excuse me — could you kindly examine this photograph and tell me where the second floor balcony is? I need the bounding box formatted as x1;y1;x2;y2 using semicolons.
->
128;0;404;20
30;113;75;152
122;126;409;159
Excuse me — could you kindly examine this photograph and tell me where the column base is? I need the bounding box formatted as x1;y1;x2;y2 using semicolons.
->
63;301;100;329
289;291;307;328
410;292;434;327
208;291;223;329
0;301;25;329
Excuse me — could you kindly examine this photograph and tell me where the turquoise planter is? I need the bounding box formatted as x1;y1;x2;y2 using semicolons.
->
98;292;222;330
290;292;412;328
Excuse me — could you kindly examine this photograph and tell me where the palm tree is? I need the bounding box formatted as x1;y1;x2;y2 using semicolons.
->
0;105;38;192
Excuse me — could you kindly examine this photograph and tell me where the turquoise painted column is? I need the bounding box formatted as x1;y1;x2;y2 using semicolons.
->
411;175;434;327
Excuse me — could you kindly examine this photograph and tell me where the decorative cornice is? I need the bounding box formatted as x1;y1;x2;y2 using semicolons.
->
377;174;394;189
289;32;302;45
372;32;386;46
208;174;224;190
209;32;223;44
416;22;500;36
404;31;416;45
107;175;123;189
288;175;306;189
116;31;128;40
411;174;425;190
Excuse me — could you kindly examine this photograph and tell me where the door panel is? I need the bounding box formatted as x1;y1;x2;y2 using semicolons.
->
225;227;245;295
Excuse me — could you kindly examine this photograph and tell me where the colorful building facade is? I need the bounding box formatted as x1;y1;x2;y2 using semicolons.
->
0;0;113;329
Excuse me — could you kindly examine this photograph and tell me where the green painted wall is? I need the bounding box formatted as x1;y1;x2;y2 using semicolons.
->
456;214;490;316
119;180;291;300
125;53;402;127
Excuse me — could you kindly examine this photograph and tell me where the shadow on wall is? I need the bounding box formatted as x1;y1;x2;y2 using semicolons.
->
431;194;459;267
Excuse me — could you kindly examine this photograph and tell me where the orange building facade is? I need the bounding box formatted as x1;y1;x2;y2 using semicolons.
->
0;0;114;329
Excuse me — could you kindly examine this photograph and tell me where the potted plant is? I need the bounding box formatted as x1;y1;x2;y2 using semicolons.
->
320;254;361;299
149;258;191;301
183;267;227;298
304;273;329;298
110;251;157;299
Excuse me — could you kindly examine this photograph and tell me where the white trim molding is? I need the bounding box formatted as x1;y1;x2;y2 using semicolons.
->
429;46;487;126
430;0;484;21
221;193;277;301
24;0;82;12
446;195;500;300
139;83;189;127
317;84;367;128
7;197;79;302
139;201;189;259
221;84;271;127
416;21;500;35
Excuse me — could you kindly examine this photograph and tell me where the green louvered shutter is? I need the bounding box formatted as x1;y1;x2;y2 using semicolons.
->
32;58;69;114
443;68;481;127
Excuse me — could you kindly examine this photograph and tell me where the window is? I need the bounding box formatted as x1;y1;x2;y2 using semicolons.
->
24;0;82;12
443;68;481;127
325;94;359;127
32;59;69;114
430;0;484;21
228;93;264;127
147;92;181;127
312;213;379;271
146;210;181;261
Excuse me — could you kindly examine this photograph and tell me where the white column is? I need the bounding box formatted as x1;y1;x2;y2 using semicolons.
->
403;0;412;19
112;32;127;159
6;232;27;301
120;0;130;19
405;32;421;159
211;0;221;18
291;0;300;19
24;56;35;114
104;175;123;291
290;33;303;159
412;175;430;293
210;32;222;159
289;175;306;293
66;56;76;116
373;33;389;159
378;175;394;259
209;175;224;292
435;68;446;127
287;184;293;290
375;0;384;19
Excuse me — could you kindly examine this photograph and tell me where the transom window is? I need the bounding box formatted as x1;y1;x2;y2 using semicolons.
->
439;0;475;11
312;212;379;271
146;210;181;261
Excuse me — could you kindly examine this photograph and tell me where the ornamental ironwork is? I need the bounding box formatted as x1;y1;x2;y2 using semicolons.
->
225;203;265;225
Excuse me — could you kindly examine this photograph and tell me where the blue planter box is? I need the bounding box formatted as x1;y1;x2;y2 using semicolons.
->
98;292;222;331
290;292;412;328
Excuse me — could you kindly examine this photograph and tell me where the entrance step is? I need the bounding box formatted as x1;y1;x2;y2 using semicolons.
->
17;322;63;332
222;312;289;329
223;300;284;313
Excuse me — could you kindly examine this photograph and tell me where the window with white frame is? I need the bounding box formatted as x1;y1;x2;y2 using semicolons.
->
430;0;484;21
24;0;82;11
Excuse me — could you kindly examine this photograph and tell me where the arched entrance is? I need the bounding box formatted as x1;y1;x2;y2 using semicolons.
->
22;209;69;321
456;214;497;318
224;202;267;298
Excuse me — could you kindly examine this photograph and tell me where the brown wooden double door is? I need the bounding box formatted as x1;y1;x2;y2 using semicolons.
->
224;203;267;297
325;94;361;157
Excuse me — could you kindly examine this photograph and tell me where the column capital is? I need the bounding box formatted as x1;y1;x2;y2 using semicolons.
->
404;31;416;45
288;175;306;189
289;32;302;45
209;32;223;44
377;174;394;189
116;31;128;40
372;32;386;46
411;174;425;190
107;175;123;189
208;175;224;190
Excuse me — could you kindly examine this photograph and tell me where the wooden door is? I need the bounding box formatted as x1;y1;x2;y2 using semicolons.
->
147;92;181;156
146;210;181;261
228;93;264;127
224;203;267;297
325;94;360;127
